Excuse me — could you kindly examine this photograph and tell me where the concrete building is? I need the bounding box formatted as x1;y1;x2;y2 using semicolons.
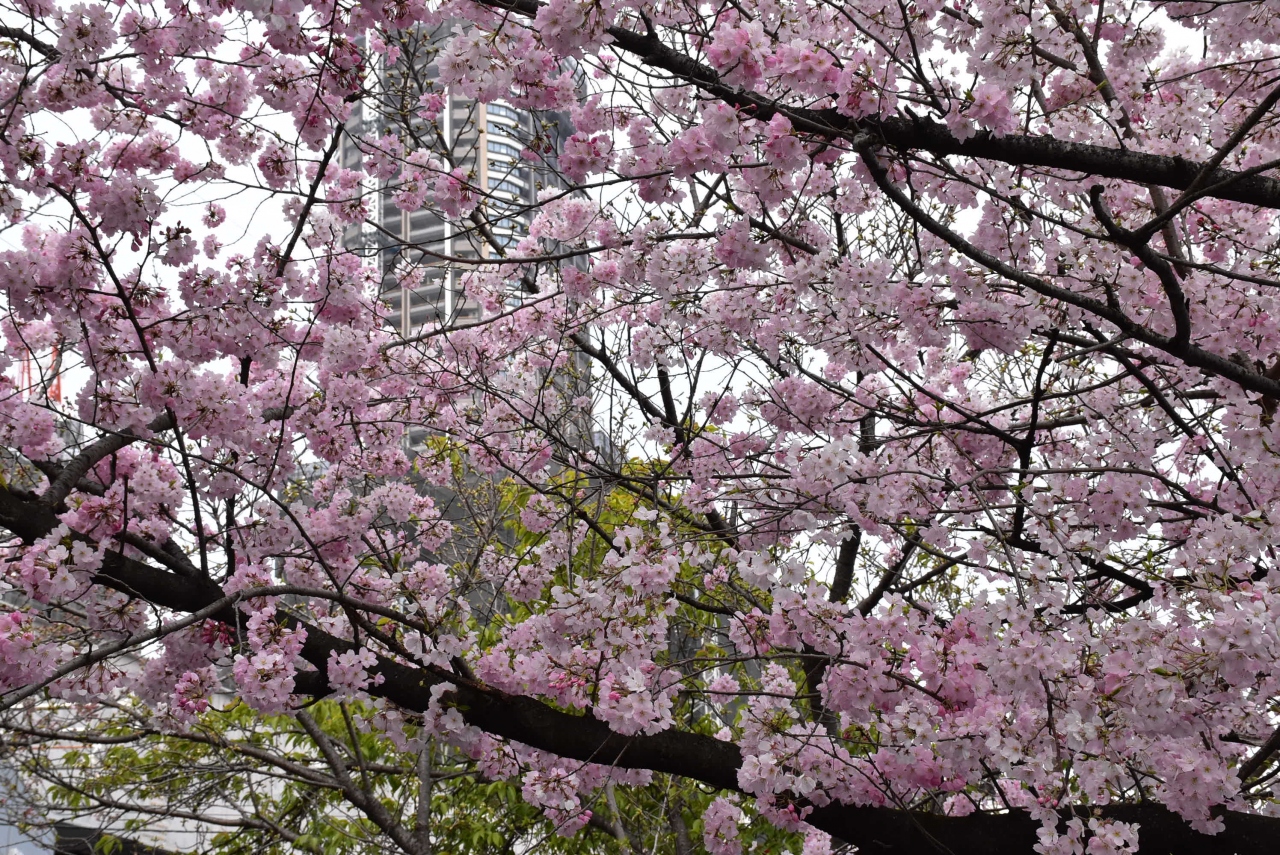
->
343;23;576;336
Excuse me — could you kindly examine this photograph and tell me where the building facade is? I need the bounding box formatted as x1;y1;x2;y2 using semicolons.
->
343;24;574;337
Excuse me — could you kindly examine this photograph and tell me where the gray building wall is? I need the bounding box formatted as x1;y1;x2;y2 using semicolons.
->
343;24;576;337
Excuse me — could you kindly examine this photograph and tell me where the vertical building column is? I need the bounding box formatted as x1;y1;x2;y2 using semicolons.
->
478;102;489;262
442;86;454;323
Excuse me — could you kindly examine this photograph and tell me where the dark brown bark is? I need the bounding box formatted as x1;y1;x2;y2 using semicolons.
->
480;0;1280;213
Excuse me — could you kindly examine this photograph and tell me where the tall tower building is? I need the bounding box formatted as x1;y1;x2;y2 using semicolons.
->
340;23;594;478
343;24;575;336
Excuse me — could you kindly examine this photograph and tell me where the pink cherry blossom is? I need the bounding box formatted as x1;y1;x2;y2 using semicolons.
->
0;1;1277;854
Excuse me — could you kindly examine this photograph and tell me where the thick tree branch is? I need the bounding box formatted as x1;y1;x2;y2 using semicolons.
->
42;411;176;507
2;482;1276;855
39;405;294;509
479;0;1280;210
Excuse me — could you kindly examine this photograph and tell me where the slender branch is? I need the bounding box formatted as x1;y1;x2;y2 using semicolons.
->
856;142;1280;399
1090;186;1191;349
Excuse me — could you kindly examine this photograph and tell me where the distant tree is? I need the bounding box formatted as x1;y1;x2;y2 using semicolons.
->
0;699;721;855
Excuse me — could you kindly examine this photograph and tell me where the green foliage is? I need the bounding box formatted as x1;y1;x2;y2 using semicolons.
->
14;698;644;855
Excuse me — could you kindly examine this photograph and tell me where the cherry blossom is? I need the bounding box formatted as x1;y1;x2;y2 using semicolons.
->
0;0;1279;853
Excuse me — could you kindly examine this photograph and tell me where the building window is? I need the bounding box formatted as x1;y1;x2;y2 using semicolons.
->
488;121;520;140
487;141;522;159
488;178;524;196
486;103;522;122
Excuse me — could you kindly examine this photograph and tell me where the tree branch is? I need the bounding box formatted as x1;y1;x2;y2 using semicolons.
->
479;0;1280;210
1;483;1277;854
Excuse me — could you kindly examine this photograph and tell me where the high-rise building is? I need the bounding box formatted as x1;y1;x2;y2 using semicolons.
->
343;24;576;336
339;23;594;555
341;22;595;466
